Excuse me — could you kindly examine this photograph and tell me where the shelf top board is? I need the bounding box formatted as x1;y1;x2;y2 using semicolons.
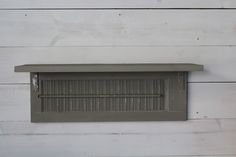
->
15;64;203;73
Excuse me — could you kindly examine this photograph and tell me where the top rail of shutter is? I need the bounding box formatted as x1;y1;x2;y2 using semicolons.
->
15;64;203;72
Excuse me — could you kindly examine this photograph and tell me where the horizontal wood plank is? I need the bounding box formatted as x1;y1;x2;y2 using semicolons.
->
0;131;236;156
1;83;236;121
0;47;235;83
0;0;236;9
1;119;235;135
189;83;236;119
0;10;236;46
0;85;30;121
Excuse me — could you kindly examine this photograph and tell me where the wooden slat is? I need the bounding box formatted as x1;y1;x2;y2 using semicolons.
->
1;83;236;121
0;85;30;121
0;132;236;156
0;0;236;9
0;47;235;83
0;10;236;46
189;83;236;119
1;119;234;135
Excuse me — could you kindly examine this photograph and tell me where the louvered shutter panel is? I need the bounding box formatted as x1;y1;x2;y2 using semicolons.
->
15;64;203;122
30;72;187;122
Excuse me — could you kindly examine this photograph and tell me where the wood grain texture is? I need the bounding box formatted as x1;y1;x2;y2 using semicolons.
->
0;0;236;8
0;10;236;46
189;83;236;119
1;119;235;156
0;132;236;156
0;85;30;121
1;83;236;121
0;1;236;156
0;47;235;83
0;119;235;135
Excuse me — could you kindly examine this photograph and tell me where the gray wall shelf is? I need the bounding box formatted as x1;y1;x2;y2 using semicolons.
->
15;63;203;72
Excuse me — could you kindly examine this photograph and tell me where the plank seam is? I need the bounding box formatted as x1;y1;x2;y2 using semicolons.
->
1;8;236;10
188;82;236;83
1;45;236;48
1;129;236;136
1;118;236;122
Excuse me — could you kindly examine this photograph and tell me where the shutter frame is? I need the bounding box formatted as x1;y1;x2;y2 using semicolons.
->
14;64;202;122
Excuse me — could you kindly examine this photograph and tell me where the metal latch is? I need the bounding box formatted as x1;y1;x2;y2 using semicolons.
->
32;73;39;91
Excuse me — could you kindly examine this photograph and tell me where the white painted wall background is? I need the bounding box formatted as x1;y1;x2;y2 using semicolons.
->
0;0;236;157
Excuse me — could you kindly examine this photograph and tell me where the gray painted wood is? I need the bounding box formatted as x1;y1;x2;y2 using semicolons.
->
0;0;236;156
0;47;233;83
15;64;203;72
1;10;236;47
2;83;236;121
29;72;188;122
0;119;232;135
1;131;236;156
1;0;236;9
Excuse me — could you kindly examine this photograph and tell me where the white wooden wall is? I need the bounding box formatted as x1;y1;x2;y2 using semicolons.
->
0;1;236;157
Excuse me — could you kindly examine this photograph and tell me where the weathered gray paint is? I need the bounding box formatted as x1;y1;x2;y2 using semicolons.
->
15;64;203;72
14;64;202;122
28;72;188;122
